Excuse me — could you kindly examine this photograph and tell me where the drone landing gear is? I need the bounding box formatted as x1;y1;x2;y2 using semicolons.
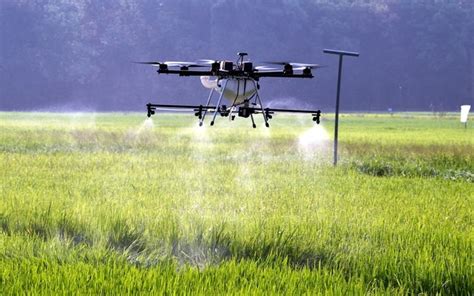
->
250;114;256;128
198;88;215;126
251;79;270;128
193;78;275;128
209;80;228;126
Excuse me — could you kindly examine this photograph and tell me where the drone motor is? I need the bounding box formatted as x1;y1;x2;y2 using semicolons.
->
220;61;233;71
242;62;253;73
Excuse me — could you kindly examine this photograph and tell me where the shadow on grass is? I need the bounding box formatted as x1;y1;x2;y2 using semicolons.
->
1;213;470;294
351;158;473;182
0;210;93;246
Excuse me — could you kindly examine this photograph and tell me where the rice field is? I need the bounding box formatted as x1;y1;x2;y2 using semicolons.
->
0;112;473;294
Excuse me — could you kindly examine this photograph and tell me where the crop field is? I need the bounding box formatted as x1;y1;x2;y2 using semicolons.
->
0;112;473;294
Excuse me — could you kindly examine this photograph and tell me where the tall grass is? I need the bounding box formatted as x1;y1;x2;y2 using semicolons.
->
0;112;473;294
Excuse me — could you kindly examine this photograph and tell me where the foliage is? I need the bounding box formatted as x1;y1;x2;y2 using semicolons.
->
0;112;473;294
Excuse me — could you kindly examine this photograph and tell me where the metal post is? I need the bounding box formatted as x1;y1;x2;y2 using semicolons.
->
323;49;359;166
334;55;343;166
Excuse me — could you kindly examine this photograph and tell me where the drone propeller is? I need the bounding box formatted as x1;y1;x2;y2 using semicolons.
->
165;61;208;67
196;59;221;65
262;61;323;69
133;61;208;68
293;66;326;71
133;61;161;65
254;66;280;71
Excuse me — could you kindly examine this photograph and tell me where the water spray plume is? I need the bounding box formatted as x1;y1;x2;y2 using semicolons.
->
297;125;330;160
260;124;272;138
124;118;155;145
143;118;154;129
191;122;214;148
135;118;154;134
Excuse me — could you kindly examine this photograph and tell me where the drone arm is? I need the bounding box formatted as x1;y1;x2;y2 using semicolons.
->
146;104;321;124
253;107;321;124
252;72;313;79
157;69;214;76
146;103;218;118
264;107;320;114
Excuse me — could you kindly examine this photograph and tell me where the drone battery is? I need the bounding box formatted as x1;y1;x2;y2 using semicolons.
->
243;62;253;73
220;61;233;71
238;107;253;118
238;108;248;118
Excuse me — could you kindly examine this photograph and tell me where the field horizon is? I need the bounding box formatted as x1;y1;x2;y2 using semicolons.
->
1;112;472;294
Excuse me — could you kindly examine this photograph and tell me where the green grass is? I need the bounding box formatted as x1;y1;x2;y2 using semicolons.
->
1;112;473;294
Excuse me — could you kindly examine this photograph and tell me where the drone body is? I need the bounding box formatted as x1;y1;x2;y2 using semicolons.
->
139;52;321;128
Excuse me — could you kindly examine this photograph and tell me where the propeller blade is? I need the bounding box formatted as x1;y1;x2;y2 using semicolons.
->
164;61;208;67
196;59;220;65
255;66;280;71
133;61;208;67
262;61;290;66
165;61;193;65
294;66;325;70
133;61;161;65
262;61;322;69
291;63;322;69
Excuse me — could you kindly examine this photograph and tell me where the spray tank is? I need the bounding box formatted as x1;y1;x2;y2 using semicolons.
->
200;76;257;105
200;76;218;89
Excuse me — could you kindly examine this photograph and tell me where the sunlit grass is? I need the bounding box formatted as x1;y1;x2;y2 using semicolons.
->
0;112;473;294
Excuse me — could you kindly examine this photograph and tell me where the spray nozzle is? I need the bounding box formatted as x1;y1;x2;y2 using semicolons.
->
312;111;321;124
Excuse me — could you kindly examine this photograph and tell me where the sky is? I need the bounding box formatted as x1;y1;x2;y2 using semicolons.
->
0;0;472;112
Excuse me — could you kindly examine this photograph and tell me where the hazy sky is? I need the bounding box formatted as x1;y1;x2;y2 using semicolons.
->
1;0;472;111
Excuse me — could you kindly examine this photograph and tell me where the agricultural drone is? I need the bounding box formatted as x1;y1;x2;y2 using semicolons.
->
137;52;322;128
